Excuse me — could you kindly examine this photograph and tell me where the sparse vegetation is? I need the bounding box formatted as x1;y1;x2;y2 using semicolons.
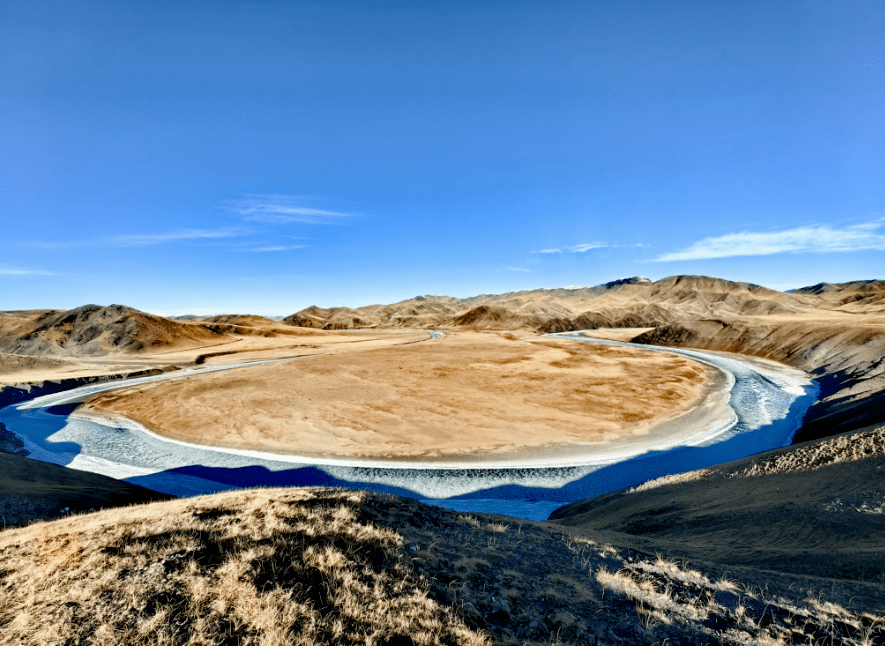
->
0;488;486;646
5;485;882;645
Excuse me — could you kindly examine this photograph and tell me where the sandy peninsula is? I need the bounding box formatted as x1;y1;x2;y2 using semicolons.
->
81;330;720;461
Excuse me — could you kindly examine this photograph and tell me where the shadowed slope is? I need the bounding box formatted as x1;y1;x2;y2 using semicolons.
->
0;452;172;527
551;424;885;585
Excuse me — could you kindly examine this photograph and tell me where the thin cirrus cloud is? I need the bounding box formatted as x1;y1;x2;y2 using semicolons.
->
652;219;885;262
226;195;356;224
506;267;531;272
0;265;54;276
109;228;246;246
33;228;248;248
242;245;308;252
537;242;607;254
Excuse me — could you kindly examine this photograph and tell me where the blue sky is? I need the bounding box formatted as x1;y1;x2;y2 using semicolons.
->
1;0;882;315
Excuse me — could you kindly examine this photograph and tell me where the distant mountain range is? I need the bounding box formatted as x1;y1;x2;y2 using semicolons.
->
1;274;882;357
281;274;884;332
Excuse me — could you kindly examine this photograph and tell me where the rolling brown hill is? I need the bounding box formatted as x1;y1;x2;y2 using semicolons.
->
281;275;812;332
789;279;885;313
792;278;885;298
0;305;304;357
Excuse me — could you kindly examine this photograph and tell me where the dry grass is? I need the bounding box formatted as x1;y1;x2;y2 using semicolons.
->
593;556;885;646
0;488;486;646
456;514;482;529
2;486;884;646
730;425;885;478
625;468;713;493
484;522;508;534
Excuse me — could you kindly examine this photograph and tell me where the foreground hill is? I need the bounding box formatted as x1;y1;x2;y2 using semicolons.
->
2;484;882;646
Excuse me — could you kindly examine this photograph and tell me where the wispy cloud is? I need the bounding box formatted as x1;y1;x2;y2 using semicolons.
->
33;227;248;249
536;242;608;254
569;242;607;253
506;266;531;272
0;265;54;276
242;245;308;252
226;195;356;224
110;228;246;246
653;219;885;262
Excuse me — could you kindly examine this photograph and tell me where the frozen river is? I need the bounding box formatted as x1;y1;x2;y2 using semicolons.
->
0;333;818;521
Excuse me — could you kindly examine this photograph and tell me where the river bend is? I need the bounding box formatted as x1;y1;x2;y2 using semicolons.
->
0;332;818;520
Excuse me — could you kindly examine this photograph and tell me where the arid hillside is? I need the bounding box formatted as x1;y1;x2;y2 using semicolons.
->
5;275;880;353
792;279;885;312
282;275;816;332
0;305;311;358
2;485;882;646
2;276;885;644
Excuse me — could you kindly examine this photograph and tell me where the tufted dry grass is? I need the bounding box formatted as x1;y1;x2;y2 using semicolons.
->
0;487;486;646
